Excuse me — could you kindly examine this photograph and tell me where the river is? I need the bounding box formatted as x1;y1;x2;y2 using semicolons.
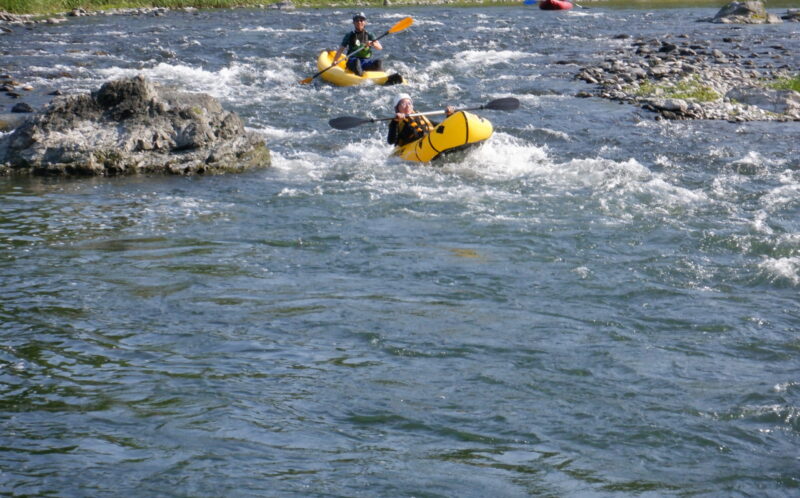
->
1;5;799;496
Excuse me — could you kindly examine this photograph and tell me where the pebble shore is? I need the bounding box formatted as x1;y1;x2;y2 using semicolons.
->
573;6;800;122
574;31;799;122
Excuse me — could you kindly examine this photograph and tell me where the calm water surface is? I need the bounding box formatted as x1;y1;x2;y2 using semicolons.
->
1;5;799;496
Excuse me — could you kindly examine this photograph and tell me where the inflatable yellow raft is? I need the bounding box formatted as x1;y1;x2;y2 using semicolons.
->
392;111;494;163
316;50;402;87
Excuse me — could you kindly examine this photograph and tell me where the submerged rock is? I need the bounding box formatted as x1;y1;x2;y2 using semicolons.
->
782;9;800;22
0;75;270;176
726;86;800;115
10;102;34;113
710;1;782;24
0;113;28;131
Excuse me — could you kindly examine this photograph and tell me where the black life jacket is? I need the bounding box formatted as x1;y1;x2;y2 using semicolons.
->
347;30;372;58
396;115;434;145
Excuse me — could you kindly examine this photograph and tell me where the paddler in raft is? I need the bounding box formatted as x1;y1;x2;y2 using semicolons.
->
388;94;456;147
333;12;383;77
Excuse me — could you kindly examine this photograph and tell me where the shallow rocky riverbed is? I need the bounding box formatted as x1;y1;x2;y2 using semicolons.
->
574;2;800;121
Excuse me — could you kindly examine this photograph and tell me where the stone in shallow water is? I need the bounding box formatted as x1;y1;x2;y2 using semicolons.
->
710;1;783;24
726;86;800;116
0;75;271;176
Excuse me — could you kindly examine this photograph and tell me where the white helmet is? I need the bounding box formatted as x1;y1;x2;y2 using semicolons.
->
393;93;412;111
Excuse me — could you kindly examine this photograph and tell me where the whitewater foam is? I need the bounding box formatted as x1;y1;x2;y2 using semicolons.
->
759;256;800;285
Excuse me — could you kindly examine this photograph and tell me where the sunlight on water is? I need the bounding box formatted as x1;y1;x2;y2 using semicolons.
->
759;257;800;284
762;183;800;212
430;50;532;73
240;26;315;34
2;5;799;497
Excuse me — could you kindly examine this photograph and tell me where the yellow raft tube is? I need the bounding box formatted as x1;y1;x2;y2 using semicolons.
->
316;50;402;87
392;111;494;163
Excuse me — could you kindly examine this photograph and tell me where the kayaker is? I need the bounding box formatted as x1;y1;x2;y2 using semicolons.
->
332;12;383;77
388;94;455;147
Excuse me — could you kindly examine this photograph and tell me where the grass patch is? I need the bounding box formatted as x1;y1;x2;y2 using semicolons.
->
0;0;521;14
768;74;800;92
1;0;248;15
633;76;720;102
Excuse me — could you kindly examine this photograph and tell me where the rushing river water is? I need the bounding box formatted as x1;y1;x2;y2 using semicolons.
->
2;5;799;496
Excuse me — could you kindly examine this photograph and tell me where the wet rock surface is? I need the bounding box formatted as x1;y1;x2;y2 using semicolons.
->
0;75;271;176
781;9;800;22
575;25;799;122
706;0;783;24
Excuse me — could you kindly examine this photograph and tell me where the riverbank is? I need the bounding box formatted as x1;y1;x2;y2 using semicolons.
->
5;0;800;16
575;36;800;122
0;0;511;16
571;2;800;122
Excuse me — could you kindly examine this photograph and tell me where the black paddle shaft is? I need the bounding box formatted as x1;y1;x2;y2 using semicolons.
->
329;97;520;130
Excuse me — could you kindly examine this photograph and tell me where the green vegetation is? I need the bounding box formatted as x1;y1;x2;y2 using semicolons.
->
3;0;798;16
1;0;248;15
0;0;500;15
3;0;797;15
632;80;657;97
768;74;800;92
662;77;720;101
633;75;720;102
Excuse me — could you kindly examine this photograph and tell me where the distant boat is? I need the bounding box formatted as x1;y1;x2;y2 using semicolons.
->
539;0;573;10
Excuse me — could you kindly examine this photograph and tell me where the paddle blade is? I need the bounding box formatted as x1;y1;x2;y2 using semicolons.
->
388;16;413;34
329;116;373;130
384;73;404;86
299;76;314;85
484;97;520;111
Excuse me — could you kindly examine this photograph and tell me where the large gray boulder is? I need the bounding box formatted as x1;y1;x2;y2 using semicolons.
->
0;75;270;176
710;1;782;24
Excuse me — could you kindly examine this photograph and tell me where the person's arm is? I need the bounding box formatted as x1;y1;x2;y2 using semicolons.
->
431;107;456;126
368;32;383;51
333;45;346;64
333;32;351;63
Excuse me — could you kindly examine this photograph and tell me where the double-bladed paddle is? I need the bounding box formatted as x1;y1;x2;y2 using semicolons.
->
328;97;520;130
299;16;414;85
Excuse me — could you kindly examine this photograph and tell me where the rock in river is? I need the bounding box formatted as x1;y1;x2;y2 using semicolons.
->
709;1;783;24
0;75;270;176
